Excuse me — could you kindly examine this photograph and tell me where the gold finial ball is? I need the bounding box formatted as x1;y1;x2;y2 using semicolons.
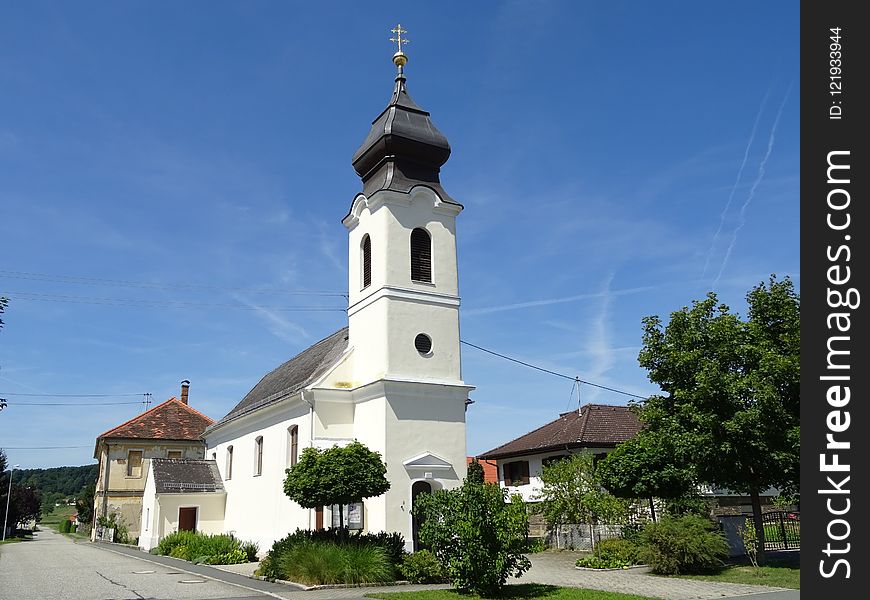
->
392;51;408;67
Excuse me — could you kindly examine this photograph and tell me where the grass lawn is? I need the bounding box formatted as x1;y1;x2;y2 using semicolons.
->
41;504;76;530
367;584;659;600
671;554;800;589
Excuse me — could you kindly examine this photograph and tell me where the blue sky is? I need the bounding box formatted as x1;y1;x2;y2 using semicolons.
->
0;1;799;469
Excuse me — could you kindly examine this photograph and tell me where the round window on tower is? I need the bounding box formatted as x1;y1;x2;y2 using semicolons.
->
414;334;433;356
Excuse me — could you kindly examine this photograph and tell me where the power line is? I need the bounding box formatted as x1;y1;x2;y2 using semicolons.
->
0;270;347;298
460;340;648;400
7;401;147;406
0;392;146;397
2;445;92;449
0;291;347;312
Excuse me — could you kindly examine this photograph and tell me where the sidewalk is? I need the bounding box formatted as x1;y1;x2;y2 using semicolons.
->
91;541;798;600
521;551;797;600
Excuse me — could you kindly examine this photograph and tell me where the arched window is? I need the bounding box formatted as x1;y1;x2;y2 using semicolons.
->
288;425;299;467
254;436;264;476
226;446;233;480
410;228;431;283
361;235;372;289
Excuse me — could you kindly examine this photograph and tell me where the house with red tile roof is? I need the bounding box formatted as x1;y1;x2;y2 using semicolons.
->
477;403;642;503
466;456;499;484
91;381;214;542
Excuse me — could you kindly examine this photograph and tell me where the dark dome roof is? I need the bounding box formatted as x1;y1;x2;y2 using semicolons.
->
352;66;451;187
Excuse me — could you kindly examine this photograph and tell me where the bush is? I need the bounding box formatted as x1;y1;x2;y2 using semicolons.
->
97;512;132;544
241;540;259;562
59;519;71;533
275;541;394;585
596;538;642;565
414;478;531;596
155;530;255;565
640;515;728;575
258;528;405;580
524;538;548;553
400;550;447;583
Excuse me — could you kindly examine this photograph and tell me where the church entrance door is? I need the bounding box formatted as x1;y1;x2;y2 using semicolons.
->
411;481;432;551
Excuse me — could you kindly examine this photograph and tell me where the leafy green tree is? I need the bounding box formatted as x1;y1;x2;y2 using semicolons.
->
283;441;390;528
598;425;697;521
76;483;95;525
637;275;799;562
414;471;530;596
534;452;630;552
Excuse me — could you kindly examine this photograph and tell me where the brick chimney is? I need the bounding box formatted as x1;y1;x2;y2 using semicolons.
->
180;380;190;405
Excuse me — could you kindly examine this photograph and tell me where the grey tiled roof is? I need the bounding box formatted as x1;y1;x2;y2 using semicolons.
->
478;403;642;460
151;458;224;494
207;327;349;432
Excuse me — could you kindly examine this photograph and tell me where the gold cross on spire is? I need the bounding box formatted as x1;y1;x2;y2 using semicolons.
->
390;24;409;53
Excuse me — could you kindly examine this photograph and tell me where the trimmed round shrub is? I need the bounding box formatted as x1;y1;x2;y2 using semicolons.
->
400;550;447;583
640;515;729;575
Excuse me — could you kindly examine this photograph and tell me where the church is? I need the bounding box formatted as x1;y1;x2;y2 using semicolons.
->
153;37;473;553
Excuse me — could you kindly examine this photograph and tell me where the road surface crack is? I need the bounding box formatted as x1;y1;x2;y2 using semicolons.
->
95;571;146;599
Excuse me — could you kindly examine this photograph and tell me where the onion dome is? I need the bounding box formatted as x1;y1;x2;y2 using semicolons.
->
352;40;455;202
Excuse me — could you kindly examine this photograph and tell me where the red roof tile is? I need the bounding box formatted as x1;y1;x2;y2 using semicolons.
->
97;398;214;442
478;403;642;460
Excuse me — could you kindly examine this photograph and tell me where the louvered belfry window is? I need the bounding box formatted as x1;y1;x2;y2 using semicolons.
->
410;228;432;283
362;235;371;289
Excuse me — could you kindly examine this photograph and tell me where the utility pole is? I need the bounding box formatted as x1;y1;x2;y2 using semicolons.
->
3;463;20;541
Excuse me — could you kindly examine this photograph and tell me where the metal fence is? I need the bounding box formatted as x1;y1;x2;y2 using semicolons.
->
547;523;624;551
762;510;800;550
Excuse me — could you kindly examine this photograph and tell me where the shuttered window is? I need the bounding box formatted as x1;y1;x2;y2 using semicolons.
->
410;228;432;283
361;235;371;289
503;460;530;486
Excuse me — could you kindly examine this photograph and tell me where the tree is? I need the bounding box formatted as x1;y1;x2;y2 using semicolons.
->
283;440;390;528
598;424;697;521
636;275;799;563
76;483;95;525
534;452;630;551
414;470;530;596
1;450;42;533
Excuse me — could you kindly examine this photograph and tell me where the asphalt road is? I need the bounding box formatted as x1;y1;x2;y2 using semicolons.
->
0;528;269;600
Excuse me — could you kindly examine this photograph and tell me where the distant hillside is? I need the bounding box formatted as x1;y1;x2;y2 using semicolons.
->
17;464;98;498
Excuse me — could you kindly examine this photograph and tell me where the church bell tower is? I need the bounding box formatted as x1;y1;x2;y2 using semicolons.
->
343;30;465;389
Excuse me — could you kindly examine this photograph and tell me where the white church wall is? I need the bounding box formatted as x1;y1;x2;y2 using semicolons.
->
205;399;313;551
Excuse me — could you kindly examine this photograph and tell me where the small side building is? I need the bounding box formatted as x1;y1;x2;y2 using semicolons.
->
92;381;214;542
139;458;226;552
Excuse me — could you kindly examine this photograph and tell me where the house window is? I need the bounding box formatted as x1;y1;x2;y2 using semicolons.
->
226;446;233;480
410;228;432;283
126;450;143;478
254;436;264;476
503;460;529;486
211;452;216;461
361;235;372;289
145;508;150;531
288;426;299;468
167;450;183;460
